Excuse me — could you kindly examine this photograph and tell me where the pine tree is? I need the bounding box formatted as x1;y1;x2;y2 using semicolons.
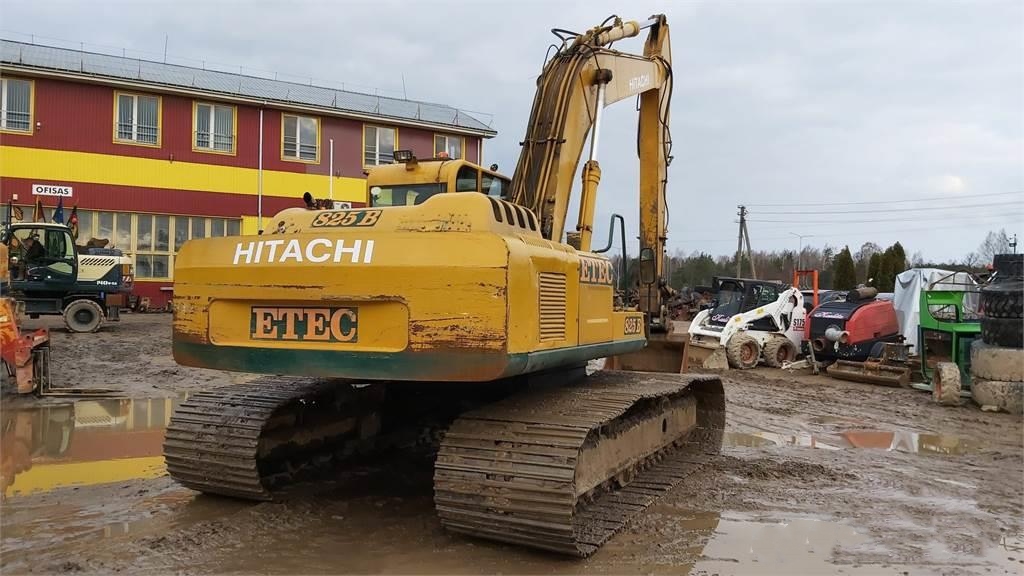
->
832;246;857;290
890;242;907;280
878;247;896;292
867;253;882;287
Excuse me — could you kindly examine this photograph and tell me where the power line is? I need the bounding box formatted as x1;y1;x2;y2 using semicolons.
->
748;211;1024;224
741;190;1023;208
667;212;1022;246
751;200;1023;216
747;211;1024;230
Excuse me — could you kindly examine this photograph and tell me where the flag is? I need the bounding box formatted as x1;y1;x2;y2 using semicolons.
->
33;198;45;222
53;197;65;224
12;205;23;222
68;205;79;240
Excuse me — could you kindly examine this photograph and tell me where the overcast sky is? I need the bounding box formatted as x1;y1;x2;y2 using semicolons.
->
3;0;1021;262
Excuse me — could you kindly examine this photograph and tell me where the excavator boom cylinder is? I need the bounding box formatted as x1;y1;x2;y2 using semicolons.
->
593;17;659;46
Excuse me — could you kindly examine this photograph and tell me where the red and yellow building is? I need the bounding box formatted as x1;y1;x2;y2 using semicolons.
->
0;39;496;306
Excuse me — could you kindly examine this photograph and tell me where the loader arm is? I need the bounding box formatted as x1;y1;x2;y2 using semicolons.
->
509;15;673;321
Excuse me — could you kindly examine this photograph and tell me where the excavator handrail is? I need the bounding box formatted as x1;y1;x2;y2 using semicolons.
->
592;213;627;290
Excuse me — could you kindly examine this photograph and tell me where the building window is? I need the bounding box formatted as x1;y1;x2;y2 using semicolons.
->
73;209;94;244
136;214;171;279
282;114;319;162
434;134;463;159
0;78;32;132
96;211;133;250
363;125;396;166
194;102;235;153
115;92;161;145
172;214;239;256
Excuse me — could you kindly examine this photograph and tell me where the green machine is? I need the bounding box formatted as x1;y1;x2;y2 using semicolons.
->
912;272;982;396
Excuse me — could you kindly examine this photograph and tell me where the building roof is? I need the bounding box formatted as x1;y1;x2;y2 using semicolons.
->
0;39;496;137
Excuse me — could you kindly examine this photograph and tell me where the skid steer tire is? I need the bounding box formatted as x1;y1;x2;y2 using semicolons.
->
971;379;1024;415
933;362;962;406
763;336;797;368
980;317;1023;349
980;283;1023;319
726;334;761;370
63;299;104;333
970;340;1024;382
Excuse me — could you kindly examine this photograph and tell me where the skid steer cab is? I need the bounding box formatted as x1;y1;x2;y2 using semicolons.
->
1;222;133;333
687;277;807;370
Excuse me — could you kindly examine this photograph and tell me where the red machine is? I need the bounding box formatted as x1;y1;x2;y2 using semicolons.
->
804;287;901;361
1;244;51;394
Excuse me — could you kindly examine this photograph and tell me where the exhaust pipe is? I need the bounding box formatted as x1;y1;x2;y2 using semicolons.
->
824;326;850;344
847;287;878;301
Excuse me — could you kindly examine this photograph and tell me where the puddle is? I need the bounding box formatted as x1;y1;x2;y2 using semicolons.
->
1;396;186;498
693;512;871;574
723;430;977;455
805;414;867;427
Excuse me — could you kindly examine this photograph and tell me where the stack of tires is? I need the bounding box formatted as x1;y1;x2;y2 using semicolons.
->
971;254;1023;414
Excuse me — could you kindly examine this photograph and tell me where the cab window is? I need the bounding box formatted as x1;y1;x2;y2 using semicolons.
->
370;183;448;207
753;284;780;306
46;229;75;259
455;166;479;192
481;173;510;200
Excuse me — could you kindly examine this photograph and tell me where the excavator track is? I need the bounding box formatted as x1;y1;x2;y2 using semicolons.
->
164;376;384;500
434;371;725;557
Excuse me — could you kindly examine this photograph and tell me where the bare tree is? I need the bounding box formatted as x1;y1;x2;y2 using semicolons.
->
974;229;1012;264
854;242;883;283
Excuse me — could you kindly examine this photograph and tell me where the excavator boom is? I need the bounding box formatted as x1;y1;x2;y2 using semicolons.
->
510;15;673;321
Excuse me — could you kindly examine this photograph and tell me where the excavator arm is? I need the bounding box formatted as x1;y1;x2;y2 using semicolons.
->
510;15;673;322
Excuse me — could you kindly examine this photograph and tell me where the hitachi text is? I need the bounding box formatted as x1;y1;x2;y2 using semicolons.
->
233;239;375;265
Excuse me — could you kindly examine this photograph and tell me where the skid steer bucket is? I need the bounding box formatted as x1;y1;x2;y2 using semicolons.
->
685;338;729;371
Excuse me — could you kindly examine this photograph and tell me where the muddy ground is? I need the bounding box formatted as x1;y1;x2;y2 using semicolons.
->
1;314;1022;575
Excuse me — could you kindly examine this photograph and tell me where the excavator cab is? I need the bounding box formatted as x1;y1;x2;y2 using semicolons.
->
367;152;511;207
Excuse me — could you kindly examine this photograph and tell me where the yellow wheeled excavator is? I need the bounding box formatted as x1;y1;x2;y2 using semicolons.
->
164;14;725;557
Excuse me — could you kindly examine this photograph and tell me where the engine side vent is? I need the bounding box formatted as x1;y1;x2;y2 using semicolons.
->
538;272;567;341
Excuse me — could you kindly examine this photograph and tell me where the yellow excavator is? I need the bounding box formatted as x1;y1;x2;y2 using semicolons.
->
165;14;724;557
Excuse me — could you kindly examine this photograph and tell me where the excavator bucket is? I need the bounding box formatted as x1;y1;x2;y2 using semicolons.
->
604;323;689;373
604;321;730;372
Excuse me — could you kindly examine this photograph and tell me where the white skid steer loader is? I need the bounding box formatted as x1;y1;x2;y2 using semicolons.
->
687;277;806;370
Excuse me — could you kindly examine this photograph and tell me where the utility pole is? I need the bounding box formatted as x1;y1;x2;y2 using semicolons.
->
1011;233;1018;254
744;218;756;279
735;205;747;277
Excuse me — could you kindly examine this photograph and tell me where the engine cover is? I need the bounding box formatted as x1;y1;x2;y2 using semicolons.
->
805;298;900;361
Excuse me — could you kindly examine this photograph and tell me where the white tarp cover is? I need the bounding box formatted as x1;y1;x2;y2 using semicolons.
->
893;268;979;354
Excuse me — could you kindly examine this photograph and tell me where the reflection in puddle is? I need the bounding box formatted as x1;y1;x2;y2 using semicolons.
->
1;396;186;498
695;512;869;574
724;430;977;455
